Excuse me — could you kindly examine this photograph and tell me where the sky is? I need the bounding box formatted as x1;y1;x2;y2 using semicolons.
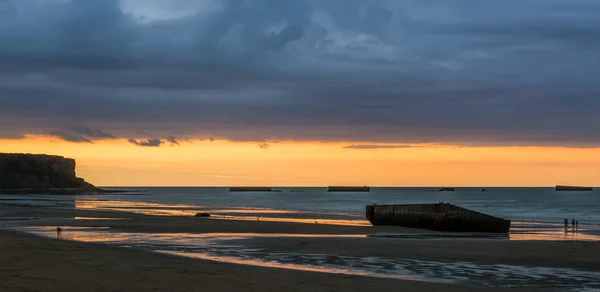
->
0;0;599;186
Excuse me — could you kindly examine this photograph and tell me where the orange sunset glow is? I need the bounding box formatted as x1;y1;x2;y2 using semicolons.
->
2;136;598;187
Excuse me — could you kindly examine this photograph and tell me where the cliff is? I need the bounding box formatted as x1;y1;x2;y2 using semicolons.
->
0;153;98;192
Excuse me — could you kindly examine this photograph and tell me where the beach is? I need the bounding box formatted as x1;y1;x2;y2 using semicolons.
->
2;199;600;291
2;229;473;292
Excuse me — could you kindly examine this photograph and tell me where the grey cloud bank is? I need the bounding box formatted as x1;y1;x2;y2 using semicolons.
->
1;0;599;147
344;144;417;150
49;126;116;143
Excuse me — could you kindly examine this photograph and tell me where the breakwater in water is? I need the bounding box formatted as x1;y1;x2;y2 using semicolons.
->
556;186;594;191
229;187;273;192
328;186;370;192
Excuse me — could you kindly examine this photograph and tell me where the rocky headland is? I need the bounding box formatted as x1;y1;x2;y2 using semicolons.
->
0;153;113;194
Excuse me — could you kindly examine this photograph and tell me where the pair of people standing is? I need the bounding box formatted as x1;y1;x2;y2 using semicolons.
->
564;218;578;229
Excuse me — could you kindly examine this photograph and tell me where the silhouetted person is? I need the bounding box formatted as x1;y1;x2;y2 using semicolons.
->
56;227;62;239
564;218;568;229
572;219;576;229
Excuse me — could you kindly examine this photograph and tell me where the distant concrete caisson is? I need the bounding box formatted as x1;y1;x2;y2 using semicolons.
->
229;187;273;192
438;187;455;192
555;185;594;191
327;186;370;192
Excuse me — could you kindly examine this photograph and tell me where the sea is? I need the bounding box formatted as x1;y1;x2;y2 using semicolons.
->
104;187;600;224
2;187;600;223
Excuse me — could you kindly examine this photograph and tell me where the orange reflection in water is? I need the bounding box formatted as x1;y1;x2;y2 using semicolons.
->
75;199;368;226
160;250;426;282
509;229;600;241
209;209;297;214
75;199;298;216
24;226;422;281
28;226;367;241
30;226;117;242
211;215;372;227
74;217;131;220
75;199;200;216
509;222;600;241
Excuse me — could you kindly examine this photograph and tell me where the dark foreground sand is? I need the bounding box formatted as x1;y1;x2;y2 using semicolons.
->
0;229;526;292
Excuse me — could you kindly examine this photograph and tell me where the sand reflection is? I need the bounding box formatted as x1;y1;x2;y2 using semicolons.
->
509;229;600;241
75;199;200;216
509;222;600;241
74;199;369;226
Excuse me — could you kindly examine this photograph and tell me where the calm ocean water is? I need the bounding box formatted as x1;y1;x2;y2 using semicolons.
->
94;187;600;224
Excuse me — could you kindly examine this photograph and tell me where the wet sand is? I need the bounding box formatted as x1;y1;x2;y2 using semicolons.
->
2;203;600;291
233;236;600;270
0;229;528;292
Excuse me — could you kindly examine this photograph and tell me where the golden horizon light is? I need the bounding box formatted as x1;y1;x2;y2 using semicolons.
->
1;135;599;187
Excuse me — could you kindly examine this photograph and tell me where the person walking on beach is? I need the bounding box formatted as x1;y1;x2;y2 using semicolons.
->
564;218;568;229
56;227;62;239
572;219;576;229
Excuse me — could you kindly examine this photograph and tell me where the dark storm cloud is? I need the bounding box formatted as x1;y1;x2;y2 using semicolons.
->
344;145;416;150
49;126;116;143
1;0;600;147
166;136;180;145
69;126;116;139
49;130;92;143
128;138;164;147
